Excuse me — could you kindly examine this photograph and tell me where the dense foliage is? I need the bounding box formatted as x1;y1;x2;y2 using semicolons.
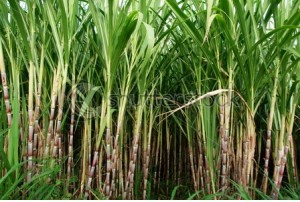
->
1;0;300;199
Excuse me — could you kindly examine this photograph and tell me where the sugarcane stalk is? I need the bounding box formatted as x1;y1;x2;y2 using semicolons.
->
85;100;106;197
198;137;205;192
27;61;35;182
272;103;296;199
289;137;298;186
104;127;112;197
84;112;92;198
271;114;285;199
186;110;197;193
237;123;243;185
67;84;76;192
166;119;171;195
44;70;59;158
118;133;124;196
0;42;12;157
157;134;163;199
98;145;104;192
88;118;92;180
201;122;212;194
178;131;182;186
52;67;67;165
153;124;160;192
142;101;154;199
80;122;88;196
262;64;279;193
173;128;177;186
242;134;248;187
204;154;211;194
219;93;226;189
110;97;128;197
33;46;44;164
123;103;143;199
94;117;100;190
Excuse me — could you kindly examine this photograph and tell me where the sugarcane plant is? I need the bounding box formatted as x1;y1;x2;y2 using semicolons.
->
0;0;300;200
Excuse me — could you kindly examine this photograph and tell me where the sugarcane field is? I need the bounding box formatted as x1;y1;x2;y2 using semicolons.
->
1;0;300;200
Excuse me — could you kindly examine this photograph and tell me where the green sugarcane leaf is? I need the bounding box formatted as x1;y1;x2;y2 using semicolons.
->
7;0;30;58
170;185;183;200
112;11;142;70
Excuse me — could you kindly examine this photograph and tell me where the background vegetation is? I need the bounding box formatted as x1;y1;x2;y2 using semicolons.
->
1;0;300;199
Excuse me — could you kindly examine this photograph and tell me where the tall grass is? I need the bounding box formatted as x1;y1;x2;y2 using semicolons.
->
0;0;300;199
